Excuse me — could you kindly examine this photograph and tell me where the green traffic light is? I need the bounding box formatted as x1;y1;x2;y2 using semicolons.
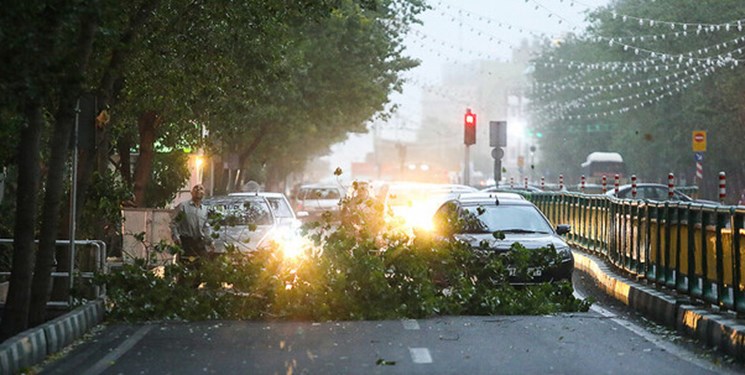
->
536;132;543;138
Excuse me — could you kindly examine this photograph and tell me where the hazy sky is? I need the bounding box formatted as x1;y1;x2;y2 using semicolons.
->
323;0;611;176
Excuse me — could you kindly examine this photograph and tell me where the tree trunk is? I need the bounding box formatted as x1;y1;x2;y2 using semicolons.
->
0;103;44;340
132;111;160;207
29;10;98;326
117;135;132;186
73;0;160;234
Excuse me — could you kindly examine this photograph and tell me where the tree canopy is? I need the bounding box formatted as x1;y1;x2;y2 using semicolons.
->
529;0;745;197
0;0;427;338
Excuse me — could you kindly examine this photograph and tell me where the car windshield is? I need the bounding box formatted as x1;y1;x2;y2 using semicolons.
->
266;197;293;218
461;204;553;234
205;198;273;226
301;187;341;200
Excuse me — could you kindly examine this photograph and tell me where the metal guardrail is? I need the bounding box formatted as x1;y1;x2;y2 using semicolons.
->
531;192;745;313
0;239;107;308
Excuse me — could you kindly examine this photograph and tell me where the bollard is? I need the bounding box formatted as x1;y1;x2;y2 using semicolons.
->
581;175;586;193
541;176;545;191
559;174;564;191
719;172;726;203
614;174;620;196
602;175;607;194
668;173;674;199
631;175;637;198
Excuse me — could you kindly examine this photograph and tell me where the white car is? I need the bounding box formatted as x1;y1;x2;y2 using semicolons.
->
203;195;284;252
229;191;302;227
294;184;346;221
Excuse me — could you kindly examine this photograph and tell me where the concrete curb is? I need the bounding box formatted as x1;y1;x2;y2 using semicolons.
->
0;299;104;375
574;250;745;361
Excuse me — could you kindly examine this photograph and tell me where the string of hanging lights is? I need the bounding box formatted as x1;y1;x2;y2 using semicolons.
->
399;1;745;122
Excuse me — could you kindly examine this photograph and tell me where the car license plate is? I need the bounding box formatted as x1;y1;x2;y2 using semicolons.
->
507;267;542;277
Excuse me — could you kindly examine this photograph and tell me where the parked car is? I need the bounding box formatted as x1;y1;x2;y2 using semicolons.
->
203;195;283;252
605;183;718;204
229;191;302;228
480;185;542;194
294;183;346;221
431;192;574;284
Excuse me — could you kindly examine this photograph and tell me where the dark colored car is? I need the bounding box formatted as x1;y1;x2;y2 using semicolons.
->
431;192;574;284
605;183;717;204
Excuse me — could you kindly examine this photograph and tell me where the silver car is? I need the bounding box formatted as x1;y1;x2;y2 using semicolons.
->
203;195;279;252
229;191;302;228
294;184;346;221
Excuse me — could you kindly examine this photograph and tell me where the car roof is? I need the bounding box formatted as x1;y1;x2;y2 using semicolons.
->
605;183;686;193
229;191;286;198
455;192;528;203
203;195;269;205
481;185;541;192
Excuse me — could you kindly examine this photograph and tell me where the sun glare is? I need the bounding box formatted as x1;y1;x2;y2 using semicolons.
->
272;231;312;262
391;203;436;231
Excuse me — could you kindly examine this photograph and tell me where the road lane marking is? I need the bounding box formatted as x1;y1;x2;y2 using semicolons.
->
402;319;420;330
573;289;734;374
82;325;154;375
409;347;432;364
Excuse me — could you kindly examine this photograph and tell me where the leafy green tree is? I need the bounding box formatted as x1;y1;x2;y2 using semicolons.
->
0;0;428;338
530;0;745;197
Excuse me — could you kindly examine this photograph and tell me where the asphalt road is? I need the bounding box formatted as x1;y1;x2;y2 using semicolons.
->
37;272;744;375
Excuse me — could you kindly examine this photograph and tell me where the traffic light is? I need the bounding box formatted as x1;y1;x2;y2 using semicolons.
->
464;108;476;145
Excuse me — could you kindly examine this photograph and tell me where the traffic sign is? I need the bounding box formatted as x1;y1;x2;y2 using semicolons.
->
692;130;707;152
694;152;704;162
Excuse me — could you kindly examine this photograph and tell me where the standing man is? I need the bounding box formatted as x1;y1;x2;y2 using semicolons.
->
170;184;212;286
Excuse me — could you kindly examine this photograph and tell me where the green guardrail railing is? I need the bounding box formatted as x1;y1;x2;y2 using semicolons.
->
530;192;745;313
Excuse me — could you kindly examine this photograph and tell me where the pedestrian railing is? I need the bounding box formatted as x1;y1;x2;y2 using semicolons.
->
0;239;107;308
531;192;745;313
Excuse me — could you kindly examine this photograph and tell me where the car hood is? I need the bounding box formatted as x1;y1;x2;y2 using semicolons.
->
454;232;567;252
212;223;275;252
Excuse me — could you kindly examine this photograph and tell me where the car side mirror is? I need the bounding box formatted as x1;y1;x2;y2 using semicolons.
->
556;224;571;235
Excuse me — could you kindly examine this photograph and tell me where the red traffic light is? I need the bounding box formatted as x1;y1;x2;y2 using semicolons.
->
464;109;476;126
464;108;476;145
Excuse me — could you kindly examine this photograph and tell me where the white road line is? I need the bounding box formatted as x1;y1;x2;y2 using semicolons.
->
402;319;420;330
409;347;433;364
81;325;154;375
573;289;735;374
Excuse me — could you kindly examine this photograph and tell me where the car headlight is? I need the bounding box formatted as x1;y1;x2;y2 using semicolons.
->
556;246;573;263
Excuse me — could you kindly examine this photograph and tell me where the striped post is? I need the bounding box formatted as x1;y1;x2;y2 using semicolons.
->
631;175;637;198
524;177;528;189
541;176;545;191
614;174;620;195
719;172;726;203
580;175;586;193
668;173;675;199
602;175;607;193
559;174;564;191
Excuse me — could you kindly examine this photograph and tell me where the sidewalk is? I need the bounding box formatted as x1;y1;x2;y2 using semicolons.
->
573;250;745;361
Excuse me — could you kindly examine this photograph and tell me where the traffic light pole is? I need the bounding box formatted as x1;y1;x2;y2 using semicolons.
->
493;158;501;188
463;145;470;186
